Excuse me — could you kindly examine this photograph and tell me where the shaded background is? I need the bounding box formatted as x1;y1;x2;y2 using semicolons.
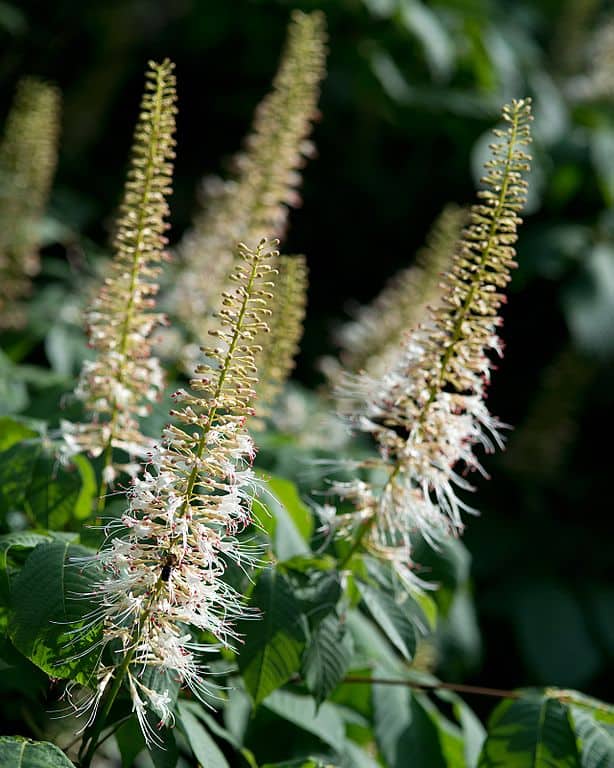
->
1;0;612;719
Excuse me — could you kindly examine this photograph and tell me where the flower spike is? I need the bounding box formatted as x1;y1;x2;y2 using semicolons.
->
64;59;177;486
80;239;278;742
0;77;60;329
169;11;326;355
336;204;466;379
253;254;308;427
333;99;533;579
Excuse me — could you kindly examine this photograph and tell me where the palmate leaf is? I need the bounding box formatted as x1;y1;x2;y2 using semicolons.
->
478;693;581;767
0;736;75;767
238;568;306;704
8;540;102;685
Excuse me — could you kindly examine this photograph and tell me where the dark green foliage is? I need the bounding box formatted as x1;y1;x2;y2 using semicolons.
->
238;569;307;704
0;736;75;767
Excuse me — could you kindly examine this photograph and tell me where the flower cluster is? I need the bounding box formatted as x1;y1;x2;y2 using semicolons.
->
0;77;60;329
335;204;466;379
81;239;277;743
64;60;177;484
169;11;325;357
332;100;533;580
253;254;308;426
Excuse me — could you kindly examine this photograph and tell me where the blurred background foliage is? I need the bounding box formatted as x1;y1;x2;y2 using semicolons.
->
0;0;612;725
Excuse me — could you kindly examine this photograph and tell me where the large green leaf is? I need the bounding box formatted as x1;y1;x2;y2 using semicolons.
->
263;689;346;752
478;694;581;767
0;736;75;766
0;440;96;529
357;579;416;661
8;540;102;684
179;701;230;768
238;568;306;704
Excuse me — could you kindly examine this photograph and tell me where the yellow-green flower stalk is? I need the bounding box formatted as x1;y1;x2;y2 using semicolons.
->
336;204;466;379
253;254;308;426
169;11;325;357
331;100;533;583
63;60;177;492
74;239;277;751
0;77;60;329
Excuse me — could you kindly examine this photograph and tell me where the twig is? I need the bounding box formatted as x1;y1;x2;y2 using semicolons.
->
342;674;521;700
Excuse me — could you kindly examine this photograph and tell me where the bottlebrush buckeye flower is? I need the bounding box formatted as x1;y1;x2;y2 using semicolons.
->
0;77;60;329
253;253;308;427
336;204;467;380
169;11;325;356
332;100;533;579
76;239;278;745
63;60;177;487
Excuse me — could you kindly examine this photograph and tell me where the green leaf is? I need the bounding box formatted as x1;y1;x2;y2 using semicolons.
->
179;701;230;768
148;726;178;768
0;440;96;530
261;761;327;768
342;740;382;768
181;700;258;768
0;736;75;766
255;474;313;560
115;718;145;768
303;613;352;704
373;672;411;766
398;0;453;80
238;568;306;704
445;691;487;767
266;474;313;541
373;681;447;768
0;350;29;415
478;694;581;767
0;417;37;451
345;608;405;674
357;579;416;661
8;540;102;684
570;706;614;768
0;531;52;604
263;689;346;751
294;570;342;628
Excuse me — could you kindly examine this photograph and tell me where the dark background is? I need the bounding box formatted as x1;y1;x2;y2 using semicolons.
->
1;0;612;717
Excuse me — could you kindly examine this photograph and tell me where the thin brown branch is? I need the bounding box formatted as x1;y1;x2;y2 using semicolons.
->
342;675;521;700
